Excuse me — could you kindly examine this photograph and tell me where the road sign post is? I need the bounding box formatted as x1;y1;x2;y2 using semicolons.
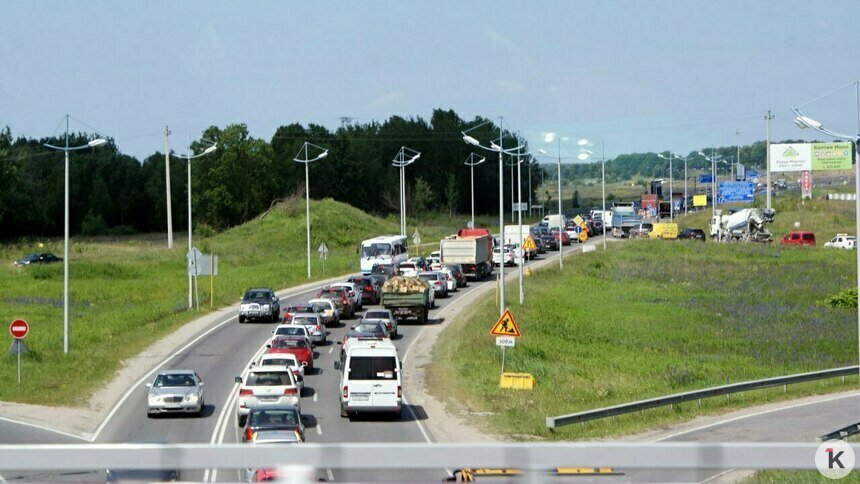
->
490;309;521;375
9;319;29;385
318;242;329;275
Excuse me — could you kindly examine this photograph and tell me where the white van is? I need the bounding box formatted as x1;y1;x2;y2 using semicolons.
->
337;339;401;418
541;214;568;229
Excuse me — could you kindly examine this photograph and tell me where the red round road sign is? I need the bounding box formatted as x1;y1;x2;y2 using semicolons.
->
9;319;29;339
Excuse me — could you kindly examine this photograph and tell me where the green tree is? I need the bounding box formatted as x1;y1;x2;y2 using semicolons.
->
412;178;435;214
445;173;459;217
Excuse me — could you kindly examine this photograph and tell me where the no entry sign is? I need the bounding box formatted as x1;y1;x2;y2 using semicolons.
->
9;319;29;339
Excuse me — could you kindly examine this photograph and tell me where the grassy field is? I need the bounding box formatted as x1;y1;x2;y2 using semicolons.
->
0;197;480;405
743;435;859;483
427;235;858;439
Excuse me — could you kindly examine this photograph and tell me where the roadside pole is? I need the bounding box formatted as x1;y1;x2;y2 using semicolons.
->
210;253;214;308
9;320;29;386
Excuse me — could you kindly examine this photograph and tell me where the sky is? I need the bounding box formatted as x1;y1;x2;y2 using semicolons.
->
2;0;859;162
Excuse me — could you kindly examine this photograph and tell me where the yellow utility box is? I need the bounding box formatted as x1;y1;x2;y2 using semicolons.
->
649;222;678;239
499;372;535;389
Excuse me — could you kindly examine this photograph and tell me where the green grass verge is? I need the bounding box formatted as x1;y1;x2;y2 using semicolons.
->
0;197;476;405
743;470;860;483
427;238;858;440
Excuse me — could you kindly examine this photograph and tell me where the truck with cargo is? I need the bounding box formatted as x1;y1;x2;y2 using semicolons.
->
380;276;432;324
439;230;494;280
503;225;535;260
611;207;643;238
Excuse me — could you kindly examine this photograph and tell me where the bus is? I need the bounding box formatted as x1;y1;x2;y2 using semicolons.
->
360;235;409;274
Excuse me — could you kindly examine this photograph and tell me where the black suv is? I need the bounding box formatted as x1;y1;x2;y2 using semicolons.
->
347;275;381;305
239;288;280;323
678;228;707;241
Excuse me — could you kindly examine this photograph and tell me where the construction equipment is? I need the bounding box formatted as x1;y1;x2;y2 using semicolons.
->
709;208;776;243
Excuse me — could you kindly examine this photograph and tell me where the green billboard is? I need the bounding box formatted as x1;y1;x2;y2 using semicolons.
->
811;142;853;171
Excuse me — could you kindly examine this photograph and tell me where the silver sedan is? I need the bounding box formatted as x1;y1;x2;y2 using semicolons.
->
146;370;205;417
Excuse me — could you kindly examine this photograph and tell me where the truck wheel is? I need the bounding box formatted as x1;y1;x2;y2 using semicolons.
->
422;308;429;323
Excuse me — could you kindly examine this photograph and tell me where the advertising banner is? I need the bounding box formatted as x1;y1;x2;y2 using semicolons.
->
693;195;707;207
770;142;853;172
801;171;812;199
718;181;755;204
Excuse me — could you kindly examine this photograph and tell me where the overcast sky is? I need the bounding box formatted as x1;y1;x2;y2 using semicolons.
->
2;1;858;161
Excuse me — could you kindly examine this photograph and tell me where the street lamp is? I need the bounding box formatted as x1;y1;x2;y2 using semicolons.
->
576;140;607;251
657;152;678;220
464;153;486;228
293;142;329;279
538;138;567;270
792;81;860;381
392;146;421;237
697;150;723;219
171;140;217;308
43;115;108;354
463;119;531;316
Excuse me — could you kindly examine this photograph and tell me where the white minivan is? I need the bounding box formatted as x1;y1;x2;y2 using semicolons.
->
336;339;402;418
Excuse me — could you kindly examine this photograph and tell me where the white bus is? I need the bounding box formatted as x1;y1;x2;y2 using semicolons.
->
359;235;408;274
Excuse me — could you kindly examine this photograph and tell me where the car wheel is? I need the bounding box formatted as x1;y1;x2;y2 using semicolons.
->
238;316;245;324
237;415;246;427
198;400;205;417
340;405;348;418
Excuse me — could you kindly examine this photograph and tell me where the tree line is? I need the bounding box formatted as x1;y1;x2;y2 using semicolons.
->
0;110;800;239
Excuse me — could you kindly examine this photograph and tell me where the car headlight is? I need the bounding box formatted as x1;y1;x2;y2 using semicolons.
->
262;304;270;312
184;393;198;402
148;394;161;403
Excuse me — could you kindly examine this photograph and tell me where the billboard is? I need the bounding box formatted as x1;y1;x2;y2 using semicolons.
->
770;142;853;172
718;181;754;204
693;195;707;207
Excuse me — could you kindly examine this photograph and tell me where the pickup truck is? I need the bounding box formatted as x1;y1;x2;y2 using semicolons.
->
380;276;433;324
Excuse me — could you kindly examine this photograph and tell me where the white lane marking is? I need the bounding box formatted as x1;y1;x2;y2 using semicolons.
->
328;347;333;354
654;391;860;442
94;277;349;443
92;313;239;442
701;468;735;483
326;469;335;481
316;423;323;436
207;344;270;482
0;416;90;442
313;392;318;402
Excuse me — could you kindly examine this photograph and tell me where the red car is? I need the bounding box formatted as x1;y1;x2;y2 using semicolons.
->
267;336;313;370
780;231;816;246
551;228;571;246
318;286;354;318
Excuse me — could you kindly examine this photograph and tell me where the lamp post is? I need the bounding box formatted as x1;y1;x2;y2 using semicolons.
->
697;150;722;219
765;111;774;209
44;115;108;354
792;80;860;381
392;147;421;237
463;118;527;317
294;142;329;279
657;152;678;220
171;141;217;308
464;153;486;228
538;138;568;270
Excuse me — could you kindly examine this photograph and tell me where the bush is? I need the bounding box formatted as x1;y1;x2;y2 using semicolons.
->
80;212;108;236
107;225;137;236
822;287;857;309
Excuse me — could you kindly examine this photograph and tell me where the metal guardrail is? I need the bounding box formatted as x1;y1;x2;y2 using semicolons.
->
0;442;854;471
820;423;860;442
547;366;859;429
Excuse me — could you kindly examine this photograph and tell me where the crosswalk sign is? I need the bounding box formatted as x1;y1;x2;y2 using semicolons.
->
490;309;521;337
522;235;537;251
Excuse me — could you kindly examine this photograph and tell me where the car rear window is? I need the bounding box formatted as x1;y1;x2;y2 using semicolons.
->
348;356;397;380
270;338;308;349
249;409;299;427
293;316;317;325
261;357;296;367
246;372;291;386
275;327;305;336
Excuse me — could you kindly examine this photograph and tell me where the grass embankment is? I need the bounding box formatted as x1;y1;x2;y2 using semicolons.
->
427;240;858;439
0;197;471;405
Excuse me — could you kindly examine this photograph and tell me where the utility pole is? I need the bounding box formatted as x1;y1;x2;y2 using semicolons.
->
164;126;173;249
766;111;774;209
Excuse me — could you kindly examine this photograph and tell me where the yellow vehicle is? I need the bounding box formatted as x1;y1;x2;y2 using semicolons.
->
446;467;623;481
649;222;678;239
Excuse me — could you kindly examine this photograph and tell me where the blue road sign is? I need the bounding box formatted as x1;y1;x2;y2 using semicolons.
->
718;181;754;204
698;174;713;183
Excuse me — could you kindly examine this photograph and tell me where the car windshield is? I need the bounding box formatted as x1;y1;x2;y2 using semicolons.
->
249;409;299;427
270;338;308;349
311;302;330;312
361;243;392;257
261;357;297;367
245;291;270;300
364;311;389;319
354;323;384;333
22;254;39;261
418;274;436;281
246;372;291;386
154;373;195;387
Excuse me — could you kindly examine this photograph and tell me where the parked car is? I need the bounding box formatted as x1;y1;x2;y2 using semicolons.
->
267;336;313;370
780;231;816;246
678;228;707;241
824;233;855;249
308;298;340;326
418;271;449;297
347;275;381;305
14;253;62;267
318;286;355;318
239;288;280;324
241;405;305;443
146;370;205;417
444;264;467;288
235;366;300;427
361;309;398;337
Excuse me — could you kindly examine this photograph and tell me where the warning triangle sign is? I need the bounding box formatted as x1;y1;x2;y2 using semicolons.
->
490;309;521;337
522;235;537;251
